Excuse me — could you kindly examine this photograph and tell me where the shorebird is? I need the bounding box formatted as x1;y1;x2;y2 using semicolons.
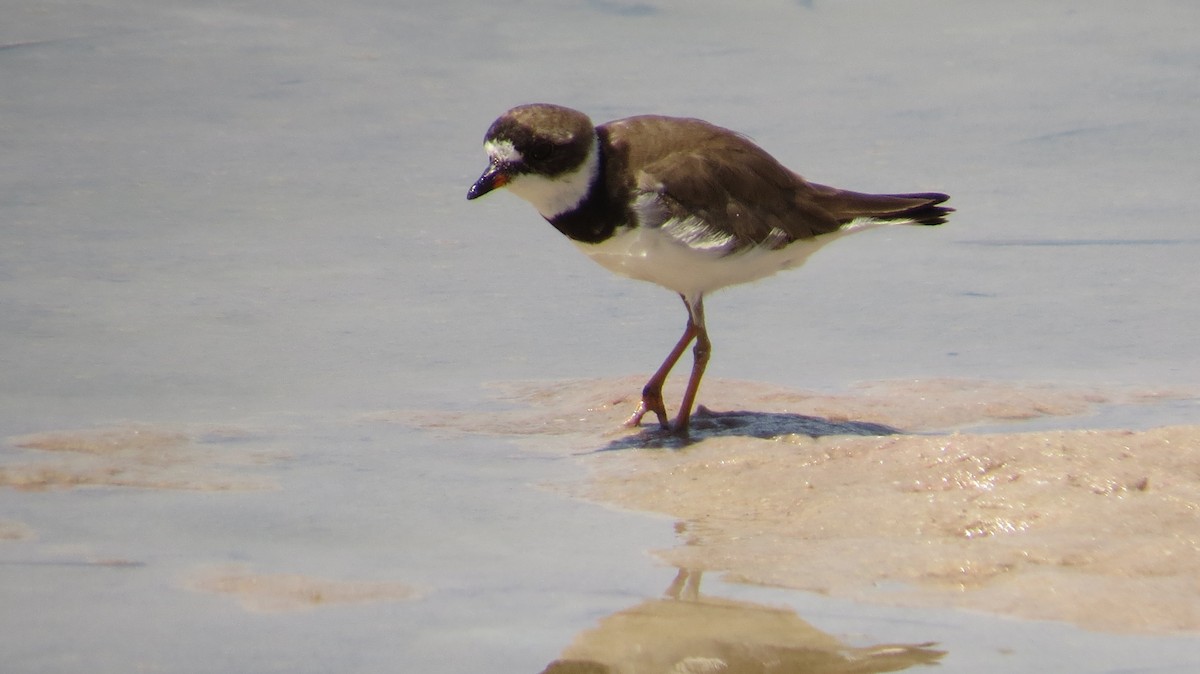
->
468;104;951;435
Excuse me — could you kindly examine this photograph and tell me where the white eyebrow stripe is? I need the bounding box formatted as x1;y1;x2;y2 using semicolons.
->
484;139;523;164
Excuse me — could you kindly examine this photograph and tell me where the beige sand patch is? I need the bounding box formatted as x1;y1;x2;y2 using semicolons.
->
584;425;1200;633
2;425;280;491
0;519;36;541
188;565;423;613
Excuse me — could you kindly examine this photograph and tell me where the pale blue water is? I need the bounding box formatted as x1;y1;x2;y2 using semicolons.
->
2;1;1198;672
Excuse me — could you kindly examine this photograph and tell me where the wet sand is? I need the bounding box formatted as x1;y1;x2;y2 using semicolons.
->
2;425;282;492
187;564;423;613
403;376;1200;634
11;378;1196;635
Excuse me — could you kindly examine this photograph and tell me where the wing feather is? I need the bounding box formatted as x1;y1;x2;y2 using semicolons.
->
599;115;949;255
605;117;843;254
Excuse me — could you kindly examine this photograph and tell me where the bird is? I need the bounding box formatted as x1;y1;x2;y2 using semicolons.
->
467;103;951;436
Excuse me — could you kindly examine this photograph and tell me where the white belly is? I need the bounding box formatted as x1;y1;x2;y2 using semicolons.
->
574;223;871;300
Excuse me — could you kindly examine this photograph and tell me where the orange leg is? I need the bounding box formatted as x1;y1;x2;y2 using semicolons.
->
625;295;698;429
672;297;710;436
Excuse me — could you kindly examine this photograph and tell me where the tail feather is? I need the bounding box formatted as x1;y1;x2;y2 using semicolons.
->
810;184;953;226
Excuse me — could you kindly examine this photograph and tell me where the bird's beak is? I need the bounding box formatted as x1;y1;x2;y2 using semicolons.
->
467;163;510;200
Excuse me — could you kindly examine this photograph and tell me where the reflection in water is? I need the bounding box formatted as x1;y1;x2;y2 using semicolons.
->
539;569;944;673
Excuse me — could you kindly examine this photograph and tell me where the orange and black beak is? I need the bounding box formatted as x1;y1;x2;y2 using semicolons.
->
467;162;511;200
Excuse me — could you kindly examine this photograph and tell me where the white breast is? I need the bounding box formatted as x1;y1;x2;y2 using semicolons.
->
574;221;874;302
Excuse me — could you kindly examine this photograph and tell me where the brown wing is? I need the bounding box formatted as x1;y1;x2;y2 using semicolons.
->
600;115;952;252
601;116;844;253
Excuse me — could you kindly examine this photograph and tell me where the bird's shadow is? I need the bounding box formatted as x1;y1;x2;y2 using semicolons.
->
597;405;902;451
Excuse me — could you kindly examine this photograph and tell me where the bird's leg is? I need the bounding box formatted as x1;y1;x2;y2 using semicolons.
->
672;297;710;436
625;295;697;429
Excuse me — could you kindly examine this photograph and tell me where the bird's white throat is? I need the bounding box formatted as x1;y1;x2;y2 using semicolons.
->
489;135;600;219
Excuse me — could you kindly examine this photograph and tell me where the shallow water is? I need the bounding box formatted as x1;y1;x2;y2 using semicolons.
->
3;0;1200;672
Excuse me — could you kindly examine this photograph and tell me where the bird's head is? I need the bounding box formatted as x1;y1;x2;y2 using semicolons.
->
468;104;599;218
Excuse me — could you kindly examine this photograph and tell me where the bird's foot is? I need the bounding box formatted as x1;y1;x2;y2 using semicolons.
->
624;398;670;430
625;405;694;442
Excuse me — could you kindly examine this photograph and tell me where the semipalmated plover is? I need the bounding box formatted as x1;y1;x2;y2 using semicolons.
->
468;103;951;436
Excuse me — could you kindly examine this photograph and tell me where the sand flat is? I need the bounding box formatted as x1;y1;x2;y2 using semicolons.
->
584;424;1200;633
187;564;423;613
402;376;1200;633
2;425;281;492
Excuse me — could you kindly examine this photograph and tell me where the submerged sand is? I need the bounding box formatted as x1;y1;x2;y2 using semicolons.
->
187;564;423;613
1;426;425;616
398;376;1200;634
1;425;282;492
